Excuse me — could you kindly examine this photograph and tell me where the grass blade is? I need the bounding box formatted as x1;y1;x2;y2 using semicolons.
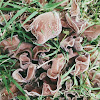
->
0;0;4;7
61;64;75;79
1;7;27;39
22;11;38;26
2;75;10;94
2;0;10;8
0;8;19;11
0;10;7;24
5;2;22;9
43;0;68;10
7;74;25;95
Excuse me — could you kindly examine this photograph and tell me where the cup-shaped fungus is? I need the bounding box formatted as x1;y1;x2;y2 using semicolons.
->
70;0;80;17
66;79;73;90
0;35;33;58
32;45;50;60
55;0;68;7
22;0;32;4
38;53;51;70
0;83;19;100
73;54;90;75
74;37;83;51
60;36;75;52
47;54;65;79
83;25;100;41
60;36;83;52
19;53;31;69
23;0;47;5
89;70;100;87
84;45;100;62
12;64;36;83
0;14;11;25
65;13;87;34
31;12;62;44
42;76;62;96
